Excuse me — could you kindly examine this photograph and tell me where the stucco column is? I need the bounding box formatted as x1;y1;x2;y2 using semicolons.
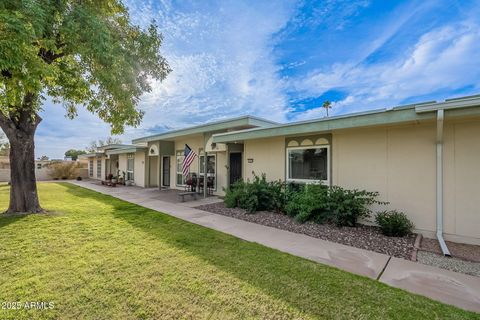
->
204;151;208;198
204;134;208;198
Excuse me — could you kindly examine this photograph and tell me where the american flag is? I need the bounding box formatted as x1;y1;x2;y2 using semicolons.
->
182;144;197;177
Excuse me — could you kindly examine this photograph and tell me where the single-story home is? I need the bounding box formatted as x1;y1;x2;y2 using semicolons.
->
81;94;480;246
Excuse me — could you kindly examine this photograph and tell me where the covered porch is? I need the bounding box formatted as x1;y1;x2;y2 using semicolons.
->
144;136;245;196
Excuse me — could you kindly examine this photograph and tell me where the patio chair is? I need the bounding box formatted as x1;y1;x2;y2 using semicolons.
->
185;172;198;192
198;176;214;195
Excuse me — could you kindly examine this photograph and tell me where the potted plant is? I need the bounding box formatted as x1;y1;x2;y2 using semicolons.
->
111;176;117;184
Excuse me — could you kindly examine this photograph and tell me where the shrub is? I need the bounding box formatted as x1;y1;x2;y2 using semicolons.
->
328;186;385;227
285;185;385;227
48;162;80;180
375;210;414;237
224;173;386;226
223;173;286;214
224;179;245;208
285;184;331;223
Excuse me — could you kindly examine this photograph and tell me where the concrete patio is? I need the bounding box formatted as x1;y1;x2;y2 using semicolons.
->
72;180;480;313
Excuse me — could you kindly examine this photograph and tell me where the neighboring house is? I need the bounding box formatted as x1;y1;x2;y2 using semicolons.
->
79;144;149;186
80;95;480;246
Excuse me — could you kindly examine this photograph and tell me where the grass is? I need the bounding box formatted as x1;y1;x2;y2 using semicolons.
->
0;183;477;319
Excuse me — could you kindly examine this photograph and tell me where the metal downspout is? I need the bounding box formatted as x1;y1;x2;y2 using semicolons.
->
436;109;451;256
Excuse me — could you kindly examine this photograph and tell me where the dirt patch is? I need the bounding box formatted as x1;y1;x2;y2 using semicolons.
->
196;202;416;260
421;238;480;262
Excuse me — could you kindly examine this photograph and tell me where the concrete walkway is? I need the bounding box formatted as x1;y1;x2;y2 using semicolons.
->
71;180;480;313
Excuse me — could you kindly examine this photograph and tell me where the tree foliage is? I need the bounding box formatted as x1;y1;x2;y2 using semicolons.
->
65;149;86;160
0;0;170;213
322;100;332;117
0;0;171;134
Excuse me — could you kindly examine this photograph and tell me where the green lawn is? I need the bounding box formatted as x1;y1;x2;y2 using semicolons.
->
0;183;477;319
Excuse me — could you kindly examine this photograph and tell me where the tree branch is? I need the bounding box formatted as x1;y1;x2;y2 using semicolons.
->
38;47;66;64
1;70;12;79
0;112;15;136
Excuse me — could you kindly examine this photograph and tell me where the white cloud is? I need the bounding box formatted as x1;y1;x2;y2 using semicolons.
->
292;21;480;120
35;1;296;158
32;1;480;158
124;0;295;135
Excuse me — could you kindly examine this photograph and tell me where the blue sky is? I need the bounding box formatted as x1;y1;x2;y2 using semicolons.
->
33;0;480;158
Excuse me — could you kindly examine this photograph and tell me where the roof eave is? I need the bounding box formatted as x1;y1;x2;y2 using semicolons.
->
132;116;278;144
212;108;424;143
105;146;147;155
78;153;103;158
213;103;480;143
415;96;480;113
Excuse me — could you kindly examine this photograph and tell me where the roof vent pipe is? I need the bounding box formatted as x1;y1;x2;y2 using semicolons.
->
436;109;451;256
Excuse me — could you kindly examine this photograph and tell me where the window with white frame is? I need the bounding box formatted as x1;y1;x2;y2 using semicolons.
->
176;150;185;186
287;146;329;183
199;154;216;190
96;159;102;178
89;160;93;177
127;153;134;181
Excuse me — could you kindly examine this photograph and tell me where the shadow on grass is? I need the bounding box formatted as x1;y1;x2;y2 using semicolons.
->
60;183;476;319
0;213;28;229
0;184;30;228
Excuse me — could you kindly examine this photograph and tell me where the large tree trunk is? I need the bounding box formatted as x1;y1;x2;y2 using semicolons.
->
0;95;43;214
6;131;42;213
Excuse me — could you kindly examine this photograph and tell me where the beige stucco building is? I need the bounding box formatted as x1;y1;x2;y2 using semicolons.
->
81;95;480;246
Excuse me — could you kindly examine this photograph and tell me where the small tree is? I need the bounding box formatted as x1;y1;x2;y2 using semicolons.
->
0;1;170;213
322;100;332;117
65;149;86;161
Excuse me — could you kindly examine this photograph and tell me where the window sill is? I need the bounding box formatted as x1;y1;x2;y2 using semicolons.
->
286;179;329;185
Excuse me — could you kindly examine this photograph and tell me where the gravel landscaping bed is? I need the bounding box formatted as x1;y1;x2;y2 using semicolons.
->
417;251;480;277
196;202;416;259
421;238;480;262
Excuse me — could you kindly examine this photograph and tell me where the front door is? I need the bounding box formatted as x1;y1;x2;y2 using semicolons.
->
229;153;242;185
162;156;170;187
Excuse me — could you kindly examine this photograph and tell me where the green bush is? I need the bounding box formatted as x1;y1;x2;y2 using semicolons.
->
223;173;286;213
375;210;414;237
285;184;331;223
224;179;245;208
286;185;385;227
328;186;384;227
224;173;386;226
